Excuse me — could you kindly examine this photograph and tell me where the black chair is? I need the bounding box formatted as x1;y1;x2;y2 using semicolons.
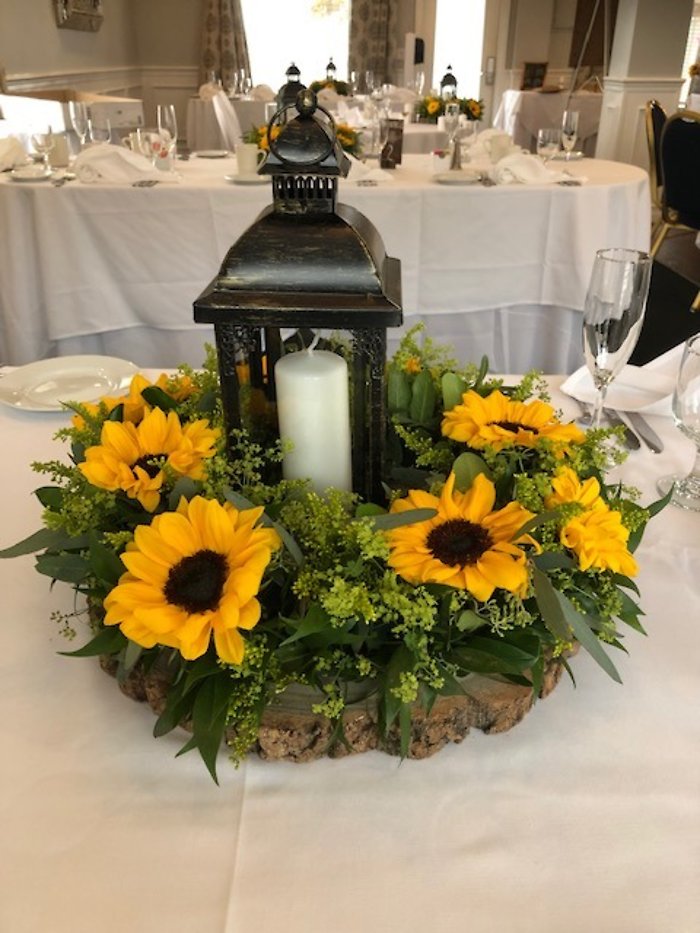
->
652;109;700;310
645;99;666;215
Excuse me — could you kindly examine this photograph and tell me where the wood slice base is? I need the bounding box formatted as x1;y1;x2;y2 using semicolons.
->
100;653;569;764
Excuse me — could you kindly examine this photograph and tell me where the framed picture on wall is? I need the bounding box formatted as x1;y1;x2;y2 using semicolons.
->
54;0;104;32
521;62;548;90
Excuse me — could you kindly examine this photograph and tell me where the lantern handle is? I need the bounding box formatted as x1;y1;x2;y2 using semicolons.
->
266;89;338;166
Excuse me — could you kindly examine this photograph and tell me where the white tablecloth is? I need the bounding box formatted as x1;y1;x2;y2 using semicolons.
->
186;97;269;151
494;89;603;155
1;379;698;932
0;155;649;373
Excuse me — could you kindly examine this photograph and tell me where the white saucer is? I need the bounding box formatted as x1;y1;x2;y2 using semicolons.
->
550;150;584;161
195;150;230;159
0;355;139;411
10;165;54;183
433;169;482;185
224;173;269;185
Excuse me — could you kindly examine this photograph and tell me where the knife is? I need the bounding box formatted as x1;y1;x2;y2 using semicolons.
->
603;409;641;449
621;411;664;453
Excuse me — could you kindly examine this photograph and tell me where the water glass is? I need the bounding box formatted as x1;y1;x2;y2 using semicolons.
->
156;104;178;168
88;117;111;145
536;127;560;161
561;110;579;160
657;334;700;510
69;101;89;151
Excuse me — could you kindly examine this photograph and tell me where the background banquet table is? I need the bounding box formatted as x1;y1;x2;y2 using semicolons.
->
1;378;698;933
0;154;649;373
493;89;603;155
186;96;269;151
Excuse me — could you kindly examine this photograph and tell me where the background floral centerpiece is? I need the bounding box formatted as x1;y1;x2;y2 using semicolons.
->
308;78;351;96
416;96;484;122
244;120;360;156
2;331;666;782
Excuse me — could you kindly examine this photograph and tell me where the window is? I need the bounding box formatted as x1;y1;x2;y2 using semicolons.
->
240;0;350;91
432;0;486;98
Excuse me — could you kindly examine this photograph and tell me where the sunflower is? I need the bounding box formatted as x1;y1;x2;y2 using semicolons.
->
79;407;219;511
103;496;281;664
441;389;585;451
71;372;195;429
544;468;637;575
387;472;536;600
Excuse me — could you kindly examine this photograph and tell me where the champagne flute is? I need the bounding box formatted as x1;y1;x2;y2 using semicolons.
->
30;127;54;172
561;109;579;160
157;104;178;167
88;116;111;145
657;334;700;510
69;101;89;151
582;248;652;428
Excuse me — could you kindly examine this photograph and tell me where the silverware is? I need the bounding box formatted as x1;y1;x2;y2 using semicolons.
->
132;179;159;187
603;409;641;449
621;411;664;453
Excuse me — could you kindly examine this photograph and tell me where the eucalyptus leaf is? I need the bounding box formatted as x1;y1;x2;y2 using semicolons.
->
532;565;572;641
168;476;199;509
441;371;468;412
558;593;622;683
409;370;437;424
382;645;415;733
612;573;640;597
451;452;489;492
191;674;234;784
514;509;562;539
533;551;575;571
369;508;436;531
122;639;143;674
59;626;127;658
387;367;412;413
0;528;89;559
88;536;125;586
35;552;90;584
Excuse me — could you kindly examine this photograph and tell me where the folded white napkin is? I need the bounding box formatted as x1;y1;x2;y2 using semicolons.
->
387;87;418;104
468;128;518;164
250;84;275;102
560;342;684;416
317;88;340;109
343;152;394;184
489;152;571;185
198;82;220;102
73;143;163;184
0;136;28;171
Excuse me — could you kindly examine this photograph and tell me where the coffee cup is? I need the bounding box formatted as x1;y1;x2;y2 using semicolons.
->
235;142;264;175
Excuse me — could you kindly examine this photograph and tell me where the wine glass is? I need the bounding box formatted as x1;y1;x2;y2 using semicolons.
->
582;248;652;428
88;116;111;145
364;70;376;97
561;110;579;160
657;334;700;510
30;127;54;172
536;127;560;161
156;104;178;166
444;101;461;169
68;101;89;151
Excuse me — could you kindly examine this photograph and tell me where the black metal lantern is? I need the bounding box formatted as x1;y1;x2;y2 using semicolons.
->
193;90;402;503
277;62;305;108
440;65;458;99
325;57;337;81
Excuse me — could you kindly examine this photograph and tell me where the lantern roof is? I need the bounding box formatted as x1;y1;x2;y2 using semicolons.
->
440;65;457;88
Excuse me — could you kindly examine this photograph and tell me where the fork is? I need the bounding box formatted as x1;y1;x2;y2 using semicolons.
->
132;179;159;187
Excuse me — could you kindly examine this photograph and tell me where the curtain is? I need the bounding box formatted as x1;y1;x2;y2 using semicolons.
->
200;0;251;88
348;0;402;86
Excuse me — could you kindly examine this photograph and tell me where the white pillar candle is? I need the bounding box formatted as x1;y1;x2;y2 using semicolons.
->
275;349;353;494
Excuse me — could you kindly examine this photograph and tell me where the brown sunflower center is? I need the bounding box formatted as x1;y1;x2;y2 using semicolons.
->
427;519;493;567
489;420;537;434
132;455;163;478
164;549;229;614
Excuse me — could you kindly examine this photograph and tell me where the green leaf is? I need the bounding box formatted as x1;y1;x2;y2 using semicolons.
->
141;385;179;411
35;486;64;510
409;370;436;424
387;367;412;413
455;609;485;632
612;573;640;597
153;689;192;738
59;626;127;657
368;507;436;531
514;508;562;539
558;593;622;684
451;452;489;492
533;551;575;572
646;486;673;518
355;502;386;518
449;636;537;676
168;476;199;509
382;645;415;734
399;703;412;758
0;528;89;559
279;603;331;645
88;535;124;586
474;355;489;389
35;552;90;584
531;565;573;641
191;674;233;784
441;371;468;412
122;639;143;675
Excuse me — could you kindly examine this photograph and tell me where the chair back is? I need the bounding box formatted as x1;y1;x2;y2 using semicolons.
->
645;99;666;208
211;91;242;150
659;109;700;231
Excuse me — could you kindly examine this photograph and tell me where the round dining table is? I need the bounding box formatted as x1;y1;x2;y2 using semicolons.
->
0;153;649;374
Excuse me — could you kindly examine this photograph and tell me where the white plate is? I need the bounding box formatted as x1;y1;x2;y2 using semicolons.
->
0;355;139;412
434;170;482;185
10;166;54;183
195;150;230;159
224;173;269;185
550;150;584;161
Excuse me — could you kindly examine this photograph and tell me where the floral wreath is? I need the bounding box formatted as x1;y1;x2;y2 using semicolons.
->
1;330;666;781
